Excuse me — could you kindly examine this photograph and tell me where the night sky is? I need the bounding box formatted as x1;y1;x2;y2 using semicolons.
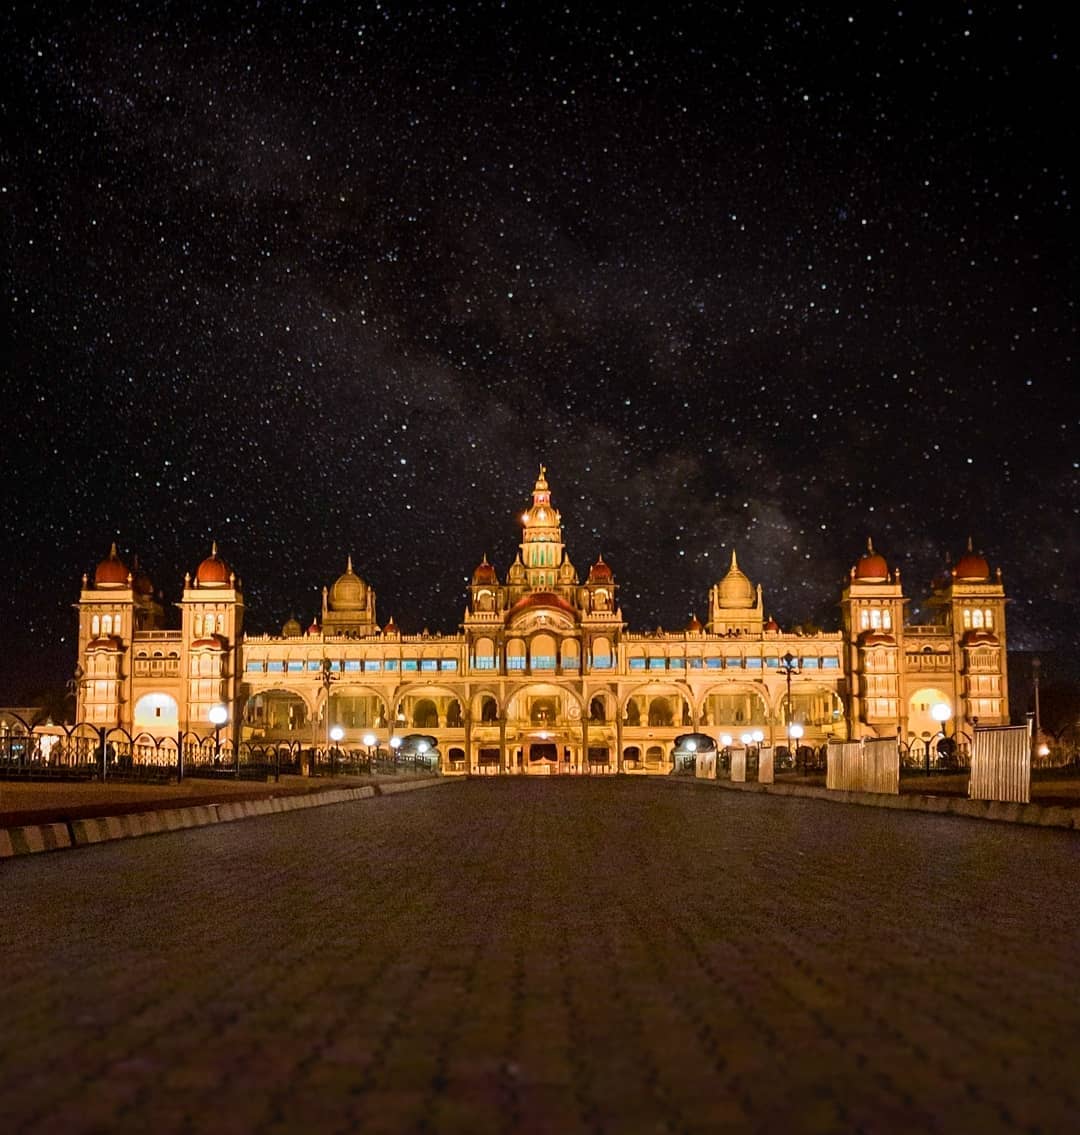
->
3;4;1076;702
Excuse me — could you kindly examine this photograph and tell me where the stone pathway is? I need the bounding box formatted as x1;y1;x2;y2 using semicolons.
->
3;779;1077;1133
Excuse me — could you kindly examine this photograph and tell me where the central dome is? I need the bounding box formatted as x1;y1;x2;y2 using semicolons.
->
717;550;755;609
329;556;367;611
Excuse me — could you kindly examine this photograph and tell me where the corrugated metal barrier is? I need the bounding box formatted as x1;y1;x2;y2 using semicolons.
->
969;724;1031;804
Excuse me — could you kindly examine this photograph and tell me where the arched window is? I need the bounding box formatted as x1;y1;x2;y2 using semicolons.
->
561;639;580;670
624;699;640;727
531;633;556;670
91;615;100;637
882;610;892;630
984;608;994;629
870;608;881;629
859;609;870;630
412;699;439;728
473;637;495;671
194;614;203;637
217;613;226;634
592;636;612;669
963;608;972;629
480;696;498;723
589;697;606;723
102;614;113;636
506;639;526;672
972;609;984;629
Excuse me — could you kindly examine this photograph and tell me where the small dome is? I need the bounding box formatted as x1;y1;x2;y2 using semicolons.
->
954;538;990;582
686;613;703;632
196;542;231;586
765;616;780;633
306;618;321;636
716;550;755;609
282;615;302;637
329;556;367;611
472;555;498;585
588;555;613;584
95;542;129;588
854;538;888;582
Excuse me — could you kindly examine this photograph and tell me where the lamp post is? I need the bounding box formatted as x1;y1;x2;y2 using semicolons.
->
1032;657;1042;755
390;734;402;770
788;722;804;774
779;649;799;734
417;739;429;773
930;702;951;776
318;657;338;775
363;731;377;774
209;704;229;774
329;725;344;777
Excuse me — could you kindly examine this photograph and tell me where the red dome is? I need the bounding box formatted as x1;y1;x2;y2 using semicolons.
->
953;546;990;581
765;617;780;633
588;556;613;584
854;539;888;582
94;543;129;588
306;619;321;636
506;591;579;622
962;629;999;647
686;614;703;632
195;542;230;586
472;556;498;585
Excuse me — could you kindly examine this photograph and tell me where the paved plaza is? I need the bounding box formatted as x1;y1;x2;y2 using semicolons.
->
3;779;1078;1133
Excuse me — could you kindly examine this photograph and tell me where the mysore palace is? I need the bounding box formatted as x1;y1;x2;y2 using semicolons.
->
73;468;1010;774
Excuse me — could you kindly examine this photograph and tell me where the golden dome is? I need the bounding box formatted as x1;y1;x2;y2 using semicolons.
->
329;556;367;611
716;550;755;609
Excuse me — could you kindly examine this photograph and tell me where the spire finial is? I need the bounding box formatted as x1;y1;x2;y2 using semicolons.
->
211;540;218;557
730;548;738;569
866;537;874;554
347;554;354;573
966;535;974;553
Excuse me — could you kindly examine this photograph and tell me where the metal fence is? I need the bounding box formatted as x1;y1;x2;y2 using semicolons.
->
969;724;1031;804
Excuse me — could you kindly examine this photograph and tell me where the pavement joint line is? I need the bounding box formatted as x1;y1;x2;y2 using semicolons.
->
0;776;462;859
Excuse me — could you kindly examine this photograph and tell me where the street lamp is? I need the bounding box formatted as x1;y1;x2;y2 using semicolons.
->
390;734;402;769
930;703;951;776
417;739;429;772
779;650;799;732
788;722;804;773
209;704;229;773
363;731;377;773
329;724;344;776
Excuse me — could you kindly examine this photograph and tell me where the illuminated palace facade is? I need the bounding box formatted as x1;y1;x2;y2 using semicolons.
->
74;468;1010;773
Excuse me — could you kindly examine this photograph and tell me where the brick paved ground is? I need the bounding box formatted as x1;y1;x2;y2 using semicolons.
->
2;779;1078;1134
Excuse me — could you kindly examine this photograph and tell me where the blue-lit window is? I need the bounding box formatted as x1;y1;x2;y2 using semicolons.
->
364;659;381;672
441;659;457;671
822;657;840;670
473;656;495;670
342;660;359;672
705;657;722;669
246;661;264;673
402;659;418;672
267;661;284;673
629;658;646;671
688;658;703;669
669;658;685;670
507;656;526;671
725;658;743;669
592;654;611;669
532;655;556;670
421;659;437;671
288;661;304;672
765;657;779;669
648;658;666;670
803;657;819;669
745;658;762;669
385;660;398;671
562;655;579;669
307;660;322;671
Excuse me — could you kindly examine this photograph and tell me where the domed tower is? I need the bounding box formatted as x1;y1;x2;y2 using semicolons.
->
321;556;378;636
179;542;245;733
840;538;906;737
707;550;764;636
74;542;138;726
927;537;1008;726
518;466;566;592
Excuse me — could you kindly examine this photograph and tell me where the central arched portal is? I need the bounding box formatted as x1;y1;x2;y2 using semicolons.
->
503;684;586;774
